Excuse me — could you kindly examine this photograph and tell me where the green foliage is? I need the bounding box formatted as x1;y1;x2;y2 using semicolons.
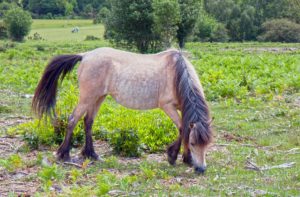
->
96;170;116;195
203;0;300;42
0;154;23;172
93;6;110;24
84;35;100;41
177;0;201;47
210;23;229;42
104;0;158;53
28;0;67;17
38;164;64;191
258;19;300;43
152;0;180;48
4;8;32;41
109;128;141;157
193;13;218;41
0;2;17;18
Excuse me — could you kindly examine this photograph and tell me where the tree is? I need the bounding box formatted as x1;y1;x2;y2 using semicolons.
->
258;19;300;42
28;0;66;16
104;0;157;53
0;2;17;18
4;8;32;41
94;7;110;24
193;13;218;41
153;0;180;48
0;21;8;39
177;0;201;48
240;5;256;40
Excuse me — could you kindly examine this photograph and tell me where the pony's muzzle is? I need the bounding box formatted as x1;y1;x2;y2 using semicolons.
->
194;166;206;174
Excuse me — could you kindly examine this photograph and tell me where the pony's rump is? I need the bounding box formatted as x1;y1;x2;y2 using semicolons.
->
173;53;212;145
32;54;82;118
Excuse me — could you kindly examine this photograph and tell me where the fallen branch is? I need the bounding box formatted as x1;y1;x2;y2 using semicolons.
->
245;159;296;171
215;143;256;148
245;160;261;171
4;116;32;120
261;162;296;170
63;161;82;168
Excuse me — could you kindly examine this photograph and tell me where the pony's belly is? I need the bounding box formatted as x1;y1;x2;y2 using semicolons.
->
110;78;159;110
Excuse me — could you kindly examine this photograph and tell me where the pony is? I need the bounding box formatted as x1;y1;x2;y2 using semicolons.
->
32;47;213;174
71;27;79;33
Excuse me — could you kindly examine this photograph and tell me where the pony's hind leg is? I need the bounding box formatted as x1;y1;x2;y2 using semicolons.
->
81;96;106;160
57;102;89;161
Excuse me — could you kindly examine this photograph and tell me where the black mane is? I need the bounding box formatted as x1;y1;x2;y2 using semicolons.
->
174;52;212;145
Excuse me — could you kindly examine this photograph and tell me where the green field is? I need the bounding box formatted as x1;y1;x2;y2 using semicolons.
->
0;20;299;196
28;19;104;41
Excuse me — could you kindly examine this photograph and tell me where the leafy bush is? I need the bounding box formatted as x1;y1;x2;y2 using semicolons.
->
193;14;229;42
152;0;180;48
193;13;217;42
0;154;23;172
0;41;15;52
109;128;141;157
0;21;8;39
258;19;300;42
85;35;100;41
4;8;32;41
28;32;44;41
104;0;158;53
0;2;17;18
211;23;229;42
93;7;110;24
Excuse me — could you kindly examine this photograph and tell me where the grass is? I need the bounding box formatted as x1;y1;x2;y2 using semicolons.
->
0;20;299;196
28;19;104;41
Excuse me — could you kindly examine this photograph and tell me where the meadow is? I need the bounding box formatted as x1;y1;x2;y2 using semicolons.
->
0;20;299;196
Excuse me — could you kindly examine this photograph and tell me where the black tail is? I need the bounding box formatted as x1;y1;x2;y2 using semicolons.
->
174;52;212;145
32;54;82;118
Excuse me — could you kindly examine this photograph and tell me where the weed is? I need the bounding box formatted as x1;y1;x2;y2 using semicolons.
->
0;154;23;172
109;128;141;157
37;164;64;191
96;170;116;196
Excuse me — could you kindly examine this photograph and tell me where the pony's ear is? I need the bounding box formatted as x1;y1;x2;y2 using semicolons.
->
189;122;196;129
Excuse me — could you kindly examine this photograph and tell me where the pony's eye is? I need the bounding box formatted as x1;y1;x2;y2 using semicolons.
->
190;142;195;146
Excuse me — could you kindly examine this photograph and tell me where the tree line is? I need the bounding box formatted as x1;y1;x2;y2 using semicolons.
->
0;0;299;51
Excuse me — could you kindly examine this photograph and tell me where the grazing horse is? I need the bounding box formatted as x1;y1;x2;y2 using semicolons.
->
32;47;213;174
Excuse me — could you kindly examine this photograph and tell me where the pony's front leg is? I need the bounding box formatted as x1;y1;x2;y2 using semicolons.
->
161;104;182;165
182;141;192;166
167;134;182;165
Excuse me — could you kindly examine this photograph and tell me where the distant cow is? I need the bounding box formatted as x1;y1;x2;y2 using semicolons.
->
71;27;79;33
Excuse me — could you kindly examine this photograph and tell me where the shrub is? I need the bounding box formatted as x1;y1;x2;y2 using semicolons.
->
257;19;300;42
28;32;44;41
109;128;141;157
211;23;229;42
93;7;110;24
4;8;32;41
0;21;8;39
85;35;100;41
152;0;180;48
104;0;158;53
193;13;217;42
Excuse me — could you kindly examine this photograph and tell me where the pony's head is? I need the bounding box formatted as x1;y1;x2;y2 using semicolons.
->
188;122;211;174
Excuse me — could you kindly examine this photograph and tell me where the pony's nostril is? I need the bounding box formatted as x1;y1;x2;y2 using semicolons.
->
194;166;206;174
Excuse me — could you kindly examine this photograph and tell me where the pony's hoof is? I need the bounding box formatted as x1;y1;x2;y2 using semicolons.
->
167;149;178;166
56;151;71;161
168;155;176;166
81;150;99;161
182;154;192;166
